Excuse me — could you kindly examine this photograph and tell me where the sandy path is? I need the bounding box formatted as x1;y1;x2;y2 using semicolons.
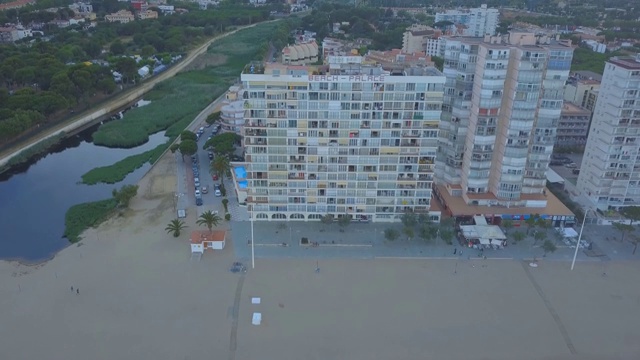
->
1;151;640;360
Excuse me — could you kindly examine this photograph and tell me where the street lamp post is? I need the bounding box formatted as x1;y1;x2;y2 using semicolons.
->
572;209;593;270
250;204;255;269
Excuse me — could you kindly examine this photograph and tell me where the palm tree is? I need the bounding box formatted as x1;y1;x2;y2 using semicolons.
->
501;219;514;234
210;155;231;187
165;219;187;237
197;210;222;232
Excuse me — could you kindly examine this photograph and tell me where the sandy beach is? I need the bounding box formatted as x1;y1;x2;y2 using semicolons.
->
1;151;640;360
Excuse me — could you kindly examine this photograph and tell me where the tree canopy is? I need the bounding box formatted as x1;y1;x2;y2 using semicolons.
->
204;132;240;156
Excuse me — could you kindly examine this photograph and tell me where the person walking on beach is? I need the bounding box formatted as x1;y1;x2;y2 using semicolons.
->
71;286;74;292
76;288;79;295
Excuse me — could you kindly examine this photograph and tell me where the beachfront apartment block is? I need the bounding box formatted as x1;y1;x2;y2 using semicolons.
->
434;33;576;227
435;4;499;37
239;57;445;222
577;54;640;210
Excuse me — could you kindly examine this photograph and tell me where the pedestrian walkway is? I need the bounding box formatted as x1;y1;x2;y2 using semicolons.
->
226;195;250;221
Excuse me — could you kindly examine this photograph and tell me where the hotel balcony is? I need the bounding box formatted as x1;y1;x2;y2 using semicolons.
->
402;131;421;138
247;121;267;128
245;129;267;136
245;138;267;146
397;174;416;181
401;140;419;147
288;173;305;180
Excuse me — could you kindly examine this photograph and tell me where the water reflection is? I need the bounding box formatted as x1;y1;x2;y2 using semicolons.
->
0;124;168;263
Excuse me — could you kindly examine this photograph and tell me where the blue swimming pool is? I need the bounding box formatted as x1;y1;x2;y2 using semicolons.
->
234;166;247;179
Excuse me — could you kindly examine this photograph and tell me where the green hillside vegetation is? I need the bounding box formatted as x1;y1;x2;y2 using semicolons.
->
80;20;296;184
0;4;275;146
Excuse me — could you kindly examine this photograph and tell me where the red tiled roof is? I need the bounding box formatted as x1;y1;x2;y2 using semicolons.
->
190;230;226;244
0;0;35;10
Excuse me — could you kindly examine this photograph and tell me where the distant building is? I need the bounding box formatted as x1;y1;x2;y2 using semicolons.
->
249;0;266;5
402;25;440;54
435;4;499;37
105;10;135;24
321;37;362;60
131;1;148;11
281;41;318;65
138;10;158;20
0;27;18;43
157;5;175;14
0;0;36;11
68;2;93;13
564;76;601;109
365;49;433;71
577;54;640;210
582;39;606;53
556;102;592;148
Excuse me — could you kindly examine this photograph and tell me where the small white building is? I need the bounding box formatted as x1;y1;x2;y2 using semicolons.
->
138;65;150;78
190;230;226;254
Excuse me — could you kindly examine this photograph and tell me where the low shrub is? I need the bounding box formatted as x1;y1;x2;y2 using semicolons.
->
81;143;167;184
64;198;118;243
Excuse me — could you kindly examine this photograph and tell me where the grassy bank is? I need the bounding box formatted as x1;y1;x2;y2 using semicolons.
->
91;21;284;149
64;198;118;243
81;21;286;185
81;143;167;185
0;132;67;174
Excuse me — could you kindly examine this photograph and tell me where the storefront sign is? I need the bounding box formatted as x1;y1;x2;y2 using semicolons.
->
308;75;385;82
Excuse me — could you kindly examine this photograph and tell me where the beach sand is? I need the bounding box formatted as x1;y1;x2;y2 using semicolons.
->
1;152;640;360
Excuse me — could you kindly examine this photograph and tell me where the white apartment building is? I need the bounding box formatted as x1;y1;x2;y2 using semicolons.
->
435;4;499;37
577;55;640;210
239;58;445;222
434;33;576;227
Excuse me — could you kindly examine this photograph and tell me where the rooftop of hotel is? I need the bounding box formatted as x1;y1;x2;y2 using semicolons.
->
561;102;591;115
242;58;442;77
609;55;640;70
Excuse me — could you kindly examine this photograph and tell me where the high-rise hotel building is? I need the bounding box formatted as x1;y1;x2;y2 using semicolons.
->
434;33;576;226
239;57;445;222
577;54;640;210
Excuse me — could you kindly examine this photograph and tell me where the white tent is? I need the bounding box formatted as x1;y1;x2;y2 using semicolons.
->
460;225;506;241
557;227;578;238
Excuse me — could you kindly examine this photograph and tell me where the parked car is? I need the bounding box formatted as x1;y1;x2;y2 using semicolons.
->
208;151;214;160
202;186;208;194
205;123;211;128
195;190;201;197
565;163;577;169
572;169;580;175
214;189;222;197
196;198;203;206
195;177;200;187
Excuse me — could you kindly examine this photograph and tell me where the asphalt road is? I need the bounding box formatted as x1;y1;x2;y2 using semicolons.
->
175;96;229;218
